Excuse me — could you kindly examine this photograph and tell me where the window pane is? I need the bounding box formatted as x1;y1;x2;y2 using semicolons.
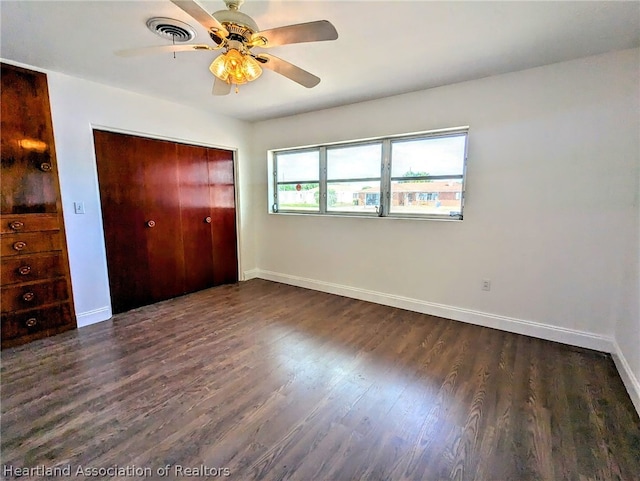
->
277;183;319;211
390;178;463;216
327;143;382;180
276;150;319;182
391;134;466;178
327;181;380;213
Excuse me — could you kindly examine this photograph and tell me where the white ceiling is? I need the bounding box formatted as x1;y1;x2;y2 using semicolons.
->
1;1;638;122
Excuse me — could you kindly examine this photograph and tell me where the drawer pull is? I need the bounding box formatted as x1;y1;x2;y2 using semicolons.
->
146;220;156;228
18;265;32;275
39;162;52;172
204;216;212;224
13;241;27;251
22;292;35;302
9;221;25;231
25;318;38;328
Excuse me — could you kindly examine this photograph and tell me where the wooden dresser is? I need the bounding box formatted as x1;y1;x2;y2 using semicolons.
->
1;63;76;349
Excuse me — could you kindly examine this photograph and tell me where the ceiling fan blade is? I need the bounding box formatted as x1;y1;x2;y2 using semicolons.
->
170;0;228;38
257;54;320;88
212;77;231;96
116;44;215;57
251;20;338;48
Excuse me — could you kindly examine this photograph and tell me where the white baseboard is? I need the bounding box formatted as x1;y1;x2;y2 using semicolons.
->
611;341;640;415
76;306;112;327
242;269;260;281
254;269;614;353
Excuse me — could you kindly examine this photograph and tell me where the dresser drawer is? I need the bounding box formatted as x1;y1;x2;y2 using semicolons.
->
1;253;65;286
1;302;74;343
1;278;68;313
0;214;59;234
0;231;62;257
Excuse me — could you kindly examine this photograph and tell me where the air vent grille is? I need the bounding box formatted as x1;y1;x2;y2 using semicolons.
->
146;17;196;43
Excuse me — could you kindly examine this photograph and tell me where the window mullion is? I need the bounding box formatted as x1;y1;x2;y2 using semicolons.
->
461;133;469;218
381;139;391;216
273;155;278;212
319;147;327;214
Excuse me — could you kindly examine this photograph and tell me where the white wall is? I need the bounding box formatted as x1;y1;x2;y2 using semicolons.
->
251;49;640;407
27;68;254;327
613;61;640;410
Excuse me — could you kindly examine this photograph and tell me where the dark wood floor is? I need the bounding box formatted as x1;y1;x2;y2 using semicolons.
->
2;280;639;481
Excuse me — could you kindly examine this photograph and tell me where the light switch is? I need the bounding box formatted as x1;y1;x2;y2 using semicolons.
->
74;202;85;214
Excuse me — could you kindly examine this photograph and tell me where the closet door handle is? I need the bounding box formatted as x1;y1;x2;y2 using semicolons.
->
204;216;212;224
146;220;156;228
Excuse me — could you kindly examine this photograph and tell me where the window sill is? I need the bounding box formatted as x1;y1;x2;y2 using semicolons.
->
269;211;463;222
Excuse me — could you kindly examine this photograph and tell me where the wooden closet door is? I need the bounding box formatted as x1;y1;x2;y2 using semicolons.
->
139;136;185;304
94;131;150;313
177;144;215;293
208;149;238;285
94;131;185;313
95;130;237;314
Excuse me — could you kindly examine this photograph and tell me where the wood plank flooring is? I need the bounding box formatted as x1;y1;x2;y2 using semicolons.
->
2;279;639;481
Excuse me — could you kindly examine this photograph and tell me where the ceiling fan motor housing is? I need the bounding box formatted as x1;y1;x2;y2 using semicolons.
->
212;8;258;40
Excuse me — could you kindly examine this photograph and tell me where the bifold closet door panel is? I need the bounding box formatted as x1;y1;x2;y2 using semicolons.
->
94;130;153;313
208;148;238;285
138;136;186;303
176;143;215;294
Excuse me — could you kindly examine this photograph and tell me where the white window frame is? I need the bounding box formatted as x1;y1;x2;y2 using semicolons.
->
270;127;469;220
272;147;321;213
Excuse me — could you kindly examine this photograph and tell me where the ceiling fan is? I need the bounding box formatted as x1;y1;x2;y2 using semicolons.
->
118;0;338;95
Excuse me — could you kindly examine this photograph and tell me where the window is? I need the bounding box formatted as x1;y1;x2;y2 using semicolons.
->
274;149;319;212
390;134;467;217
271;128;468;220
365;193;380;206
327;143;381;213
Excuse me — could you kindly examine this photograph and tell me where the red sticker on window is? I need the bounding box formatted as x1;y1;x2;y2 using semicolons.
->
296;184;302;191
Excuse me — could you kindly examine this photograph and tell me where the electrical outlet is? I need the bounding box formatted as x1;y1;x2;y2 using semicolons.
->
74;202;85;214
481;279;491;291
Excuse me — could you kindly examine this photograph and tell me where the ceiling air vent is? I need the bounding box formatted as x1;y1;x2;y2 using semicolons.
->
146;17;196;43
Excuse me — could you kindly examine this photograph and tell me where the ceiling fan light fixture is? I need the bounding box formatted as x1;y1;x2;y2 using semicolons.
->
209;49;262;86
209;54;229;81
242;54;262;81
